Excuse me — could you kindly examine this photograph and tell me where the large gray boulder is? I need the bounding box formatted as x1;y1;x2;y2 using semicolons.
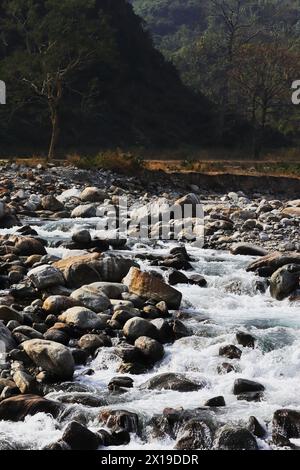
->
59;306;105;330
123;317;158;341
22;339;74;379
70;285;111;312
28;264;65;290
270;264;300;300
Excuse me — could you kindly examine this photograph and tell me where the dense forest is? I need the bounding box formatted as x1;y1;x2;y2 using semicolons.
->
0;0;212;157
0;0;299;158
132;0;300;156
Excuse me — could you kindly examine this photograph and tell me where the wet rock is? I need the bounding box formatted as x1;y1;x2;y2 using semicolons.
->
70;285;111;313
0;394;62;421
213;425;258;450
233;378;265;395
167;270;189;286
28;265;65;290
272;409;300;446
123;316;158;341
80;187;106;203
247;252;300;276
270;264;300;301
151;318;174;343
108;376;134;391
58;306;105;330
134;336;164;363
236;332;255;348
236;391;264;402
174;418;214;450
22;339;75;380
72;229;91;245
188;274;207;287
14;237;47;256
114;343;141;362
172;319;191;339
231;243;268;256
99;409;139;434
62;421;102;450
204;396;226;407
123;267;182;309
247;416;266;439
42;295;79;315
117;362;148;375
219;344;242;360
55;392;106;407
140;373;204;392
41;195;64;212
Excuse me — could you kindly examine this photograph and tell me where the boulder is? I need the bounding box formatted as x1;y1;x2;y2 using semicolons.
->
123;317;158;341
270;264;300;300
58;306;105;330
272;409;300;446
248;416;266;439
213;425;258;450
97;256;138;283
175;419;214;450
14;237;47;256
28;264;65;290
71;204;97;218
78;334;110;353
22;339;75;379
80;187;106;203
0;321;17;351
53;253;103;288
231;243;268;256
0;305;23;323
219;344;242;360
41;195;64;212
0;394;62;421
236;332;255;348
140;373;204;392
123;268;182;309
42;295;79;314
62;421;102;450
70;285;111;313
99;409;139;434
89;282;128;299
13;370;37;394
282;207;300;217
247;252;300;276
134;336;164;363
233;379;265;395
204;396;226;407
175;193;201;210
72;230;91;245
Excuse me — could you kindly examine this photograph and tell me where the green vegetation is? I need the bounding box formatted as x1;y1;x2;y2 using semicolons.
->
132;0;300;157
0;0;212;158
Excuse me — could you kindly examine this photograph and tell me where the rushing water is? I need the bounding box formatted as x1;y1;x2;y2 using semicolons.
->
0;219;300;450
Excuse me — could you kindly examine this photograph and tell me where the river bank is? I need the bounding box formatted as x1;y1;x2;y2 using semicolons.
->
0;162;299;450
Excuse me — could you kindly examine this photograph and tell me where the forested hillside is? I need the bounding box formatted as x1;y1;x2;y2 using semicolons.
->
0;0;212;157
132;0;300;155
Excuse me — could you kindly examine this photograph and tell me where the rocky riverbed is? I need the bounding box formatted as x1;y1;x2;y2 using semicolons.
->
0;162;299;450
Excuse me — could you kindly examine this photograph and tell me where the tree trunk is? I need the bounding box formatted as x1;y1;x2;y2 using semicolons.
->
48;108;60;161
